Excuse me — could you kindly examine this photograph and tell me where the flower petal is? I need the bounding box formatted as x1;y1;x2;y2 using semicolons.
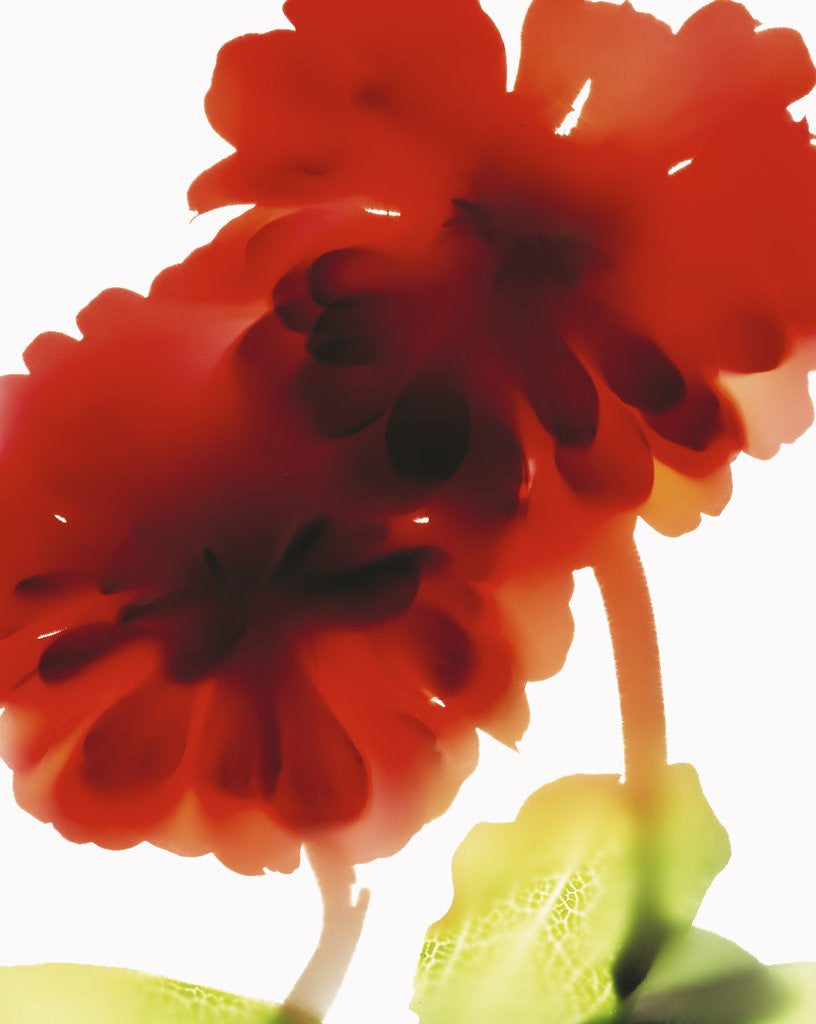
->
517;0;815;159
275;674;369;829
189;0;508;211
386;373;472;483
79;681;191;795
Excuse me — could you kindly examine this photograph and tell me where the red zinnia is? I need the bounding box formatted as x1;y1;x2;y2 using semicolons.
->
187;0;816;538
3;0;814;880
0;285;570;874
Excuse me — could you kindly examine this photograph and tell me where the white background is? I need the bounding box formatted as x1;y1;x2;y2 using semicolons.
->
1;2;815;1021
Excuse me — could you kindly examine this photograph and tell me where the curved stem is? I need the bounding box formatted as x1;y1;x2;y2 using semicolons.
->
593;531;667;792
283;844;370;1022
594;531;670;996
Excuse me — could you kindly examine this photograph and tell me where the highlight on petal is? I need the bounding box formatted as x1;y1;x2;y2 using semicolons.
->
554;78;592;136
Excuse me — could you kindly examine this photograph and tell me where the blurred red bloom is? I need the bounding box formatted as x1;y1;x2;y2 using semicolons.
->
189;0;816;535
3;0;815;876
0;286;565;874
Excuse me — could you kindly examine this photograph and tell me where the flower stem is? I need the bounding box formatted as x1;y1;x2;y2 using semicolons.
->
593;531;667;791
283;844;370;1022
594;529;669;996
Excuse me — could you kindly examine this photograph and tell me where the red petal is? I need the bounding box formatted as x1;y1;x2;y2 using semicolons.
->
517;0;673;135
190;0;507;211
79;681;191;795
517;329;599;446
555;391;654;506
197;684;282;800
518;0;815;159
275;674;369;829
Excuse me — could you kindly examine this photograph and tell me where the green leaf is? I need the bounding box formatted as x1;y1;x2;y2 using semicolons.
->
624;928;816;1024
761;963;816;1024
412;764;730;1024
0;963;310;1024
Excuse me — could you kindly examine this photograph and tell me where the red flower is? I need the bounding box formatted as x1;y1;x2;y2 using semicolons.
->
189;0;816;536
0;285;571;874
4;0;814;878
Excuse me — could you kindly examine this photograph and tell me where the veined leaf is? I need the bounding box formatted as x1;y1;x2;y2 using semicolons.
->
412;764;730;1024
0;963;310;1024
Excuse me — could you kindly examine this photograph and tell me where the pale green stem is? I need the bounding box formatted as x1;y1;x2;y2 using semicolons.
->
283;845;370;1022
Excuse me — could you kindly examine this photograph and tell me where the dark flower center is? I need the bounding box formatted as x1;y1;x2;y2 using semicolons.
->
34;519;427;688
446;196;587;292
